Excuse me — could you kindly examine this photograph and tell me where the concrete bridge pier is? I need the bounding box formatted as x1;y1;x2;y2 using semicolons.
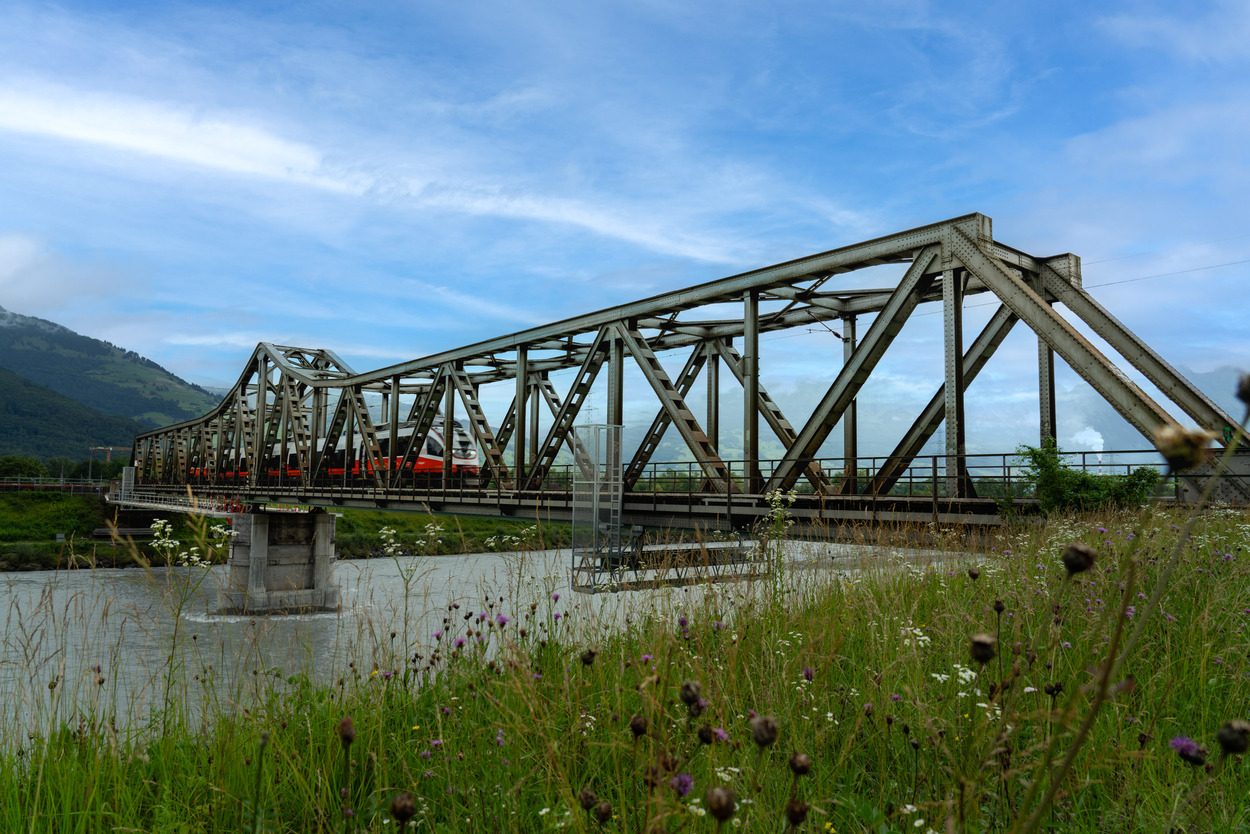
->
218;510;341;614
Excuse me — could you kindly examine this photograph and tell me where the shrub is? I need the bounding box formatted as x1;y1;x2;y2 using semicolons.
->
1018;439;1159;513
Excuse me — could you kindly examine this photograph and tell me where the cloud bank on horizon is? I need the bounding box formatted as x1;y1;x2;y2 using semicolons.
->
1;0;1247;456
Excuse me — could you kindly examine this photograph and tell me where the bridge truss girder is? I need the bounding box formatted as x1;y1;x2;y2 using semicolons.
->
132;213;1248;506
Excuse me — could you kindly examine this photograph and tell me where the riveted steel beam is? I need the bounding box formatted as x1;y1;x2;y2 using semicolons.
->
948;226;1177;440
767;246;941;493
872;304;1018;495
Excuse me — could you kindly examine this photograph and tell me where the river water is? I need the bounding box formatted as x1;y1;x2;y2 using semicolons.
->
0;541;955;738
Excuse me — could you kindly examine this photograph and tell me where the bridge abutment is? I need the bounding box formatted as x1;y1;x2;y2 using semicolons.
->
219;510;340;614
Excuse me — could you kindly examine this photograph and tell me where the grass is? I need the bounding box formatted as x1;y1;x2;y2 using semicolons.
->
0;498;1248;833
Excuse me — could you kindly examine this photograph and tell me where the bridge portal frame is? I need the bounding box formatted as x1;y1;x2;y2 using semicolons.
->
131;212;1248;509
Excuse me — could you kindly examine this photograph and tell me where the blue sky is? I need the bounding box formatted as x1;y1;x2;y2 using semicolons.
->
1;0;1248;457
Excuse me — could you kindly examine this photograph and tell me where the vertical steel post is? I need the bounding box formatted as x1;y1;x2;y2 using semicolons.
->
607;330;624;483
743;291;760;493
607;330;624;427
706;342;720;452
443;364;456;483
842;314;857;491
388;375;400;484
252;357;267;487
530;373;542;466
943;267;967;498
1039;338;1057;445
514;346;528;481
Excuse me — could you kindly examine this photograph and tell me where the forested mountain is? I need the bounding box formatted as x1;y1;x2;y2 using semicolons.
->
0;306;219;427
0;364;151;460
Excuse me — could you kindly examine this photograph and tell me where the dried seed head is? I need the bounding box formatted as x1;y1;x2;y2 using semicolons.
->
706;786;736;822
698;725;714;745
578;786;598;811
593;800;613;824
1061;542;1097;575
785;797;810;828
337;716;356;749
967;567;980;580
969;633;997;665
1237;373;1250;408
1216;719;1250;756
788;752;812;776
993;599;1006;614
750;714;779;747
1153;424;1215;472
629;713;648;738
679;680;702;706
687;697;708;719
389;792;417;824
581;649;597;667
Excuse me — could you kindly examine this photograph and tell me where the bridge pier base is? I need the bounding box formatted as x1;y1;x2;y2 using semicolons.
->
218;510;340;614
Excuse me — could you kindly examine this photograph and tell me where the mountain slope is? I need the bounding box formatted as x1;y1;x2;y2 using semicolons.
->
0;306;219;427
0;365;152;459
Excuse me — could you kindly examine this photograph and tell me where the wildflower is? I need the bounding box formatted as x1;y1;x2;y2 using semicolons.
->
630;714;649;738
713;727;729;741
788;752;812;776
1216;719;1250;756
1153;424;1215;471
1170;736;1208;766
670;773;694;797
678;616;689;628
496;614;509;626
454;637;466;649
337;716;356;749
969;633;996;665
706;787;736;822
751;714;779;747
802;667;814;682
552;593;561;602
1061;543;1097;575
389;791;417;823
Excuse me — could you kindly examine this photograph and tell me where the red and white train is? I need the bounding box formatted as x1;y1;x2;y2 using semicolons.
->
189;417;480;482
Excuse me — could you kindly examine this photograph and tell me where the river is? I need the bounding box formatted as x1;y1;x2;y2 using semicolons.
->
0;540;952;739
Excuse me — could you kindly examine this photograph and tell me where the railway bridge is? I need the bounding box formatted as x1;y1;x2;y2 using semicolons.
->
120;213;1249;607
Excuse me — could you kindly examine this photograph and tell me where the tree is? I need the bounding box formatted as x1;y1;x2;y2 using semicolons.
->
0;455;48;478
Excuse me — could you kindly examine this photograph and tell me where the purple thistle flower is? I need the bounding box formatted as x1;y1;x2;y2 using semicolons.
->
1171;736;1207;766
554;613;561;621
678;616;689;628
454;637;467;649
669;773;694;797
433;631;443;640
713;727;729;741
496;614;509;626
803;667;814;682
641;654;653;662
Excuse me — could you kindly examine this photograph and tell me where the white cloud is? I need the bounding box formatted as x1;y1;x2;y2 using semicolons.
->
0;233;136;313
1099;1;1250;64
0;83;359;193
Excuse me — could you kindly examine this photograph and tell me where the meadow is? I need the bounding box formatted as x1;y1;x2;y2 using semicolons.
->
1;491;1247;833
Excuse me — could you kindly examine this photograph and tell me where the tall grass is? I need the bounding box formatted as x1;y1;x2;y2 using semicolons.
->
0;495;1247;832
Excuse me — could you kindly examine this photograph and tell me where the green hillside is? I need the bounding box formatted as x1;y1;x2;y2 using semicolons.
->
0;306;220;427
0;365;152;459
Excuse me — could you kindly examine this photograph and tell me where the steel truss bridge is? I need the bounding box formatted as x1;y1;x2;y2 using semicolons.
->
128;213;1249;530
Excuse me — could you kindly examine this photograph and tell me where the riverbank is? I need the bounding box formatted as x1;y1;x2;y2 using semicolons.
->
1;504;1247;832
0;492;571;570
